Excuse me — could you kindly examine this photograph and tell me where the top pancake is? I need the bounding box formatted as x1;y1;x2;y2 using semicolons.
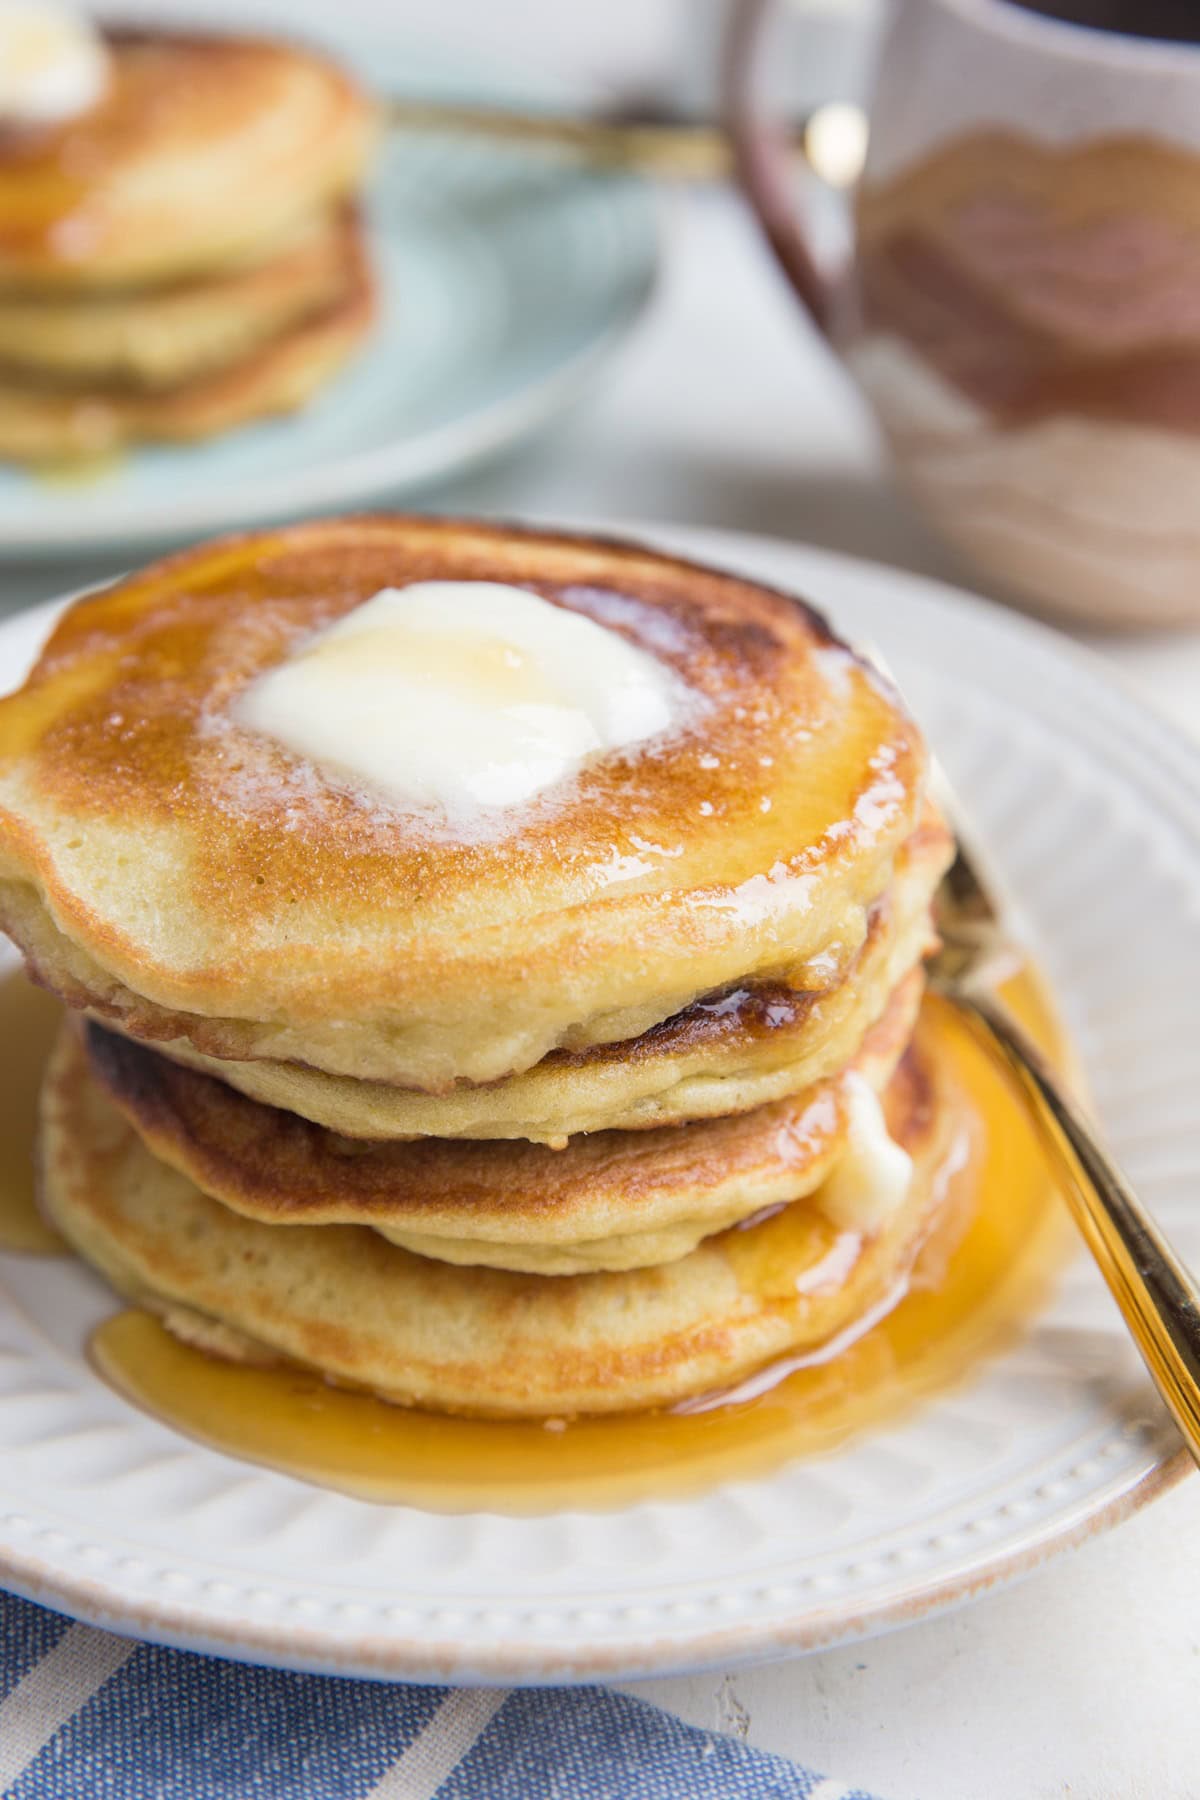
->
0;517;929;1089
0;30;375;292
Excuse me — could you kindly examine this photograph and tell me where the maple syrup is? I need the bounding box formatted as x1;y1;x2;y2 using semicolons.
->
81;968;1072;1514
0;968;68;1254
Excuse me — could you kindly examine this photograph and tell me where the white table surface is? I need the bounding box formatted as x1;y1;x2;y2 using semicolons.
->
5;5;1200;1793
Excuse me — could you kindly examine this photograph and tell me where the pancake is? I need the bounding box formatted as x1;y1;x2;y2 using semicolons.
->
0;228;374;461
0;208;359;391
0;518;933;1090
81;970;924;1274
0;30;375;292
40;1014;963;1417
152;814;947;1143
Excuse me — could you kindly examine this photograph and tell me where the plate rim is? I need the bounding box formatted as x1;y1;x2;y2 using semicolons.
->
0;521;1195;1682
0;1449;1188;1683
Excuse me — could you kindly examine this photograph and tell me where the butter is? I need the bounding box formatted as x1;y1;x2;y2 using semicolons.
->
0;4;108;127
818;1075;913;1233
235;582;680;813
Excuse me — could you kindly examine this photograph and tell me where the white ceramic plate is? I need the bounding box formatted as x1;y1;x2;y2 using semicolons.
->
0;525;1194;1682
0;45;659;559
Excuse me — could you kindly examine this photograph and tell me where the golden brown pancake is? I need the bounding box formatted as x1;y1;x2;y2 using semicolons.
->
0;30;375;292
0;208;359;391
151;816;946;1143
0;519;934;1090
0;226;374;461
40;1015;962;1417
81;970;924;1274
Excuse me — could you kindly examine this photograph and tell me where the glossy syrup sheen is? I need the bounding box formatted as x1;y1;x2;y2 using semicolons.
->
0;969;68;1253
77;967;1071;1515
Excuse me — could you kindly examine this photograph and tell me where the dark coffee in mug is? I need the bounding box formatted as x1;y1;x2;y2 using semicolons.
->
1008;0;1200;40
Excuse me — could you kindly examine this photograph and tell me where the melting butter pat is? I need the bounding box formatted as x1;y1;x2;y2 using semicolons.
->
818;1075;913;1233
0;3;108;126
235;582;680;812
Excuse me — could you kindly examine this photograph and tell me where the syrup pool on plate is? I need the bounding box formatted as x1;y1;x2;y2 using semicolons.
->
63;968;1072;1515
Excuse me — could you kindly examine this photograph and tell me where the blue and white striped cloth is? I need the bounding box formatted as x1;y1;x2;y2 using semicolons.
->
0;1589;887;1799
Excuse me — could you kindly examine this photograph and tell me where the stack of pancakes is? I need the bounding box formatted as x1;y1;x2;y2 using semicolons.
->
0;518;957;1418
0;29;375;462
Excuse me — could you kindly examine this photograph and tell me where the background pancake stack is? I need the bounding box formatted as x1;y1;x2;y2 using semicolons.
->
0;517;959;1419
0;28;376;463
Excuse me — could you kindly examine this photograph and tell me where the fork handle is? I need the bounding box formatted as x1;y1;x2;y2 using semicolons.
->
947;986;1200;1466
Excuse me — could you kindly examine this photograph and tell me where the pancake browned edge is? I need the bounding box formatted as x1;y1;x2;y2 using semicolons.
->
0;220;375;461
0;29;376;461
79;969;925;1274
0;31;376;292
0;208;361;392
150;811;949;1143
0;517;943;1091
14;517;958;1421
40;1018;967;1418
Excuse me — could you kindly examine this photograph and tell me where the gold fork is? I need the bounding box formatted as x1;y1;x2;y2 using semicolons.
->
926;759;1200;1466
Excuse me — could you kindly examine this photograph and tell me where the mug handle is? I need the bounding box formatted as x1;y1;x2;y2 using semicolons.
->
723;0;840;337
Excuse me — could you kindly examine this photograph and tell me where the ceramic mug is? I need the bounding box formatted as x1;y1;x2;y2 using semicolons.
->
727;0;1200;629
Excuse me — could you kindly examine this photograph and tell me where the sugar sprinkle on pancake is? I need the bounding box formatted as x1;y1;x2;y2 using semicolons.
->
8;516;964;1430
0;517;936;1089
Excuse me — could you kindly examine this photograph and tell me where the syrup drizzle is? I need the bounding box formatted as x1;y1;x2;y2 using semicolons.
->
75;970;1071;1515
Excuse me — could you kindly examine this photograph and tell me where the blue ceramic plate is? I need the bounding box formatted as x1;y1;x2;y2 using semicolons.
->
0;43;660;558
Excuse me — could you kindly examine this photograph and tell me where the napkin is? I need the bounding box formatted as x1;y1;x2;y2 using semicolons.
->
0;1589;885;1799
